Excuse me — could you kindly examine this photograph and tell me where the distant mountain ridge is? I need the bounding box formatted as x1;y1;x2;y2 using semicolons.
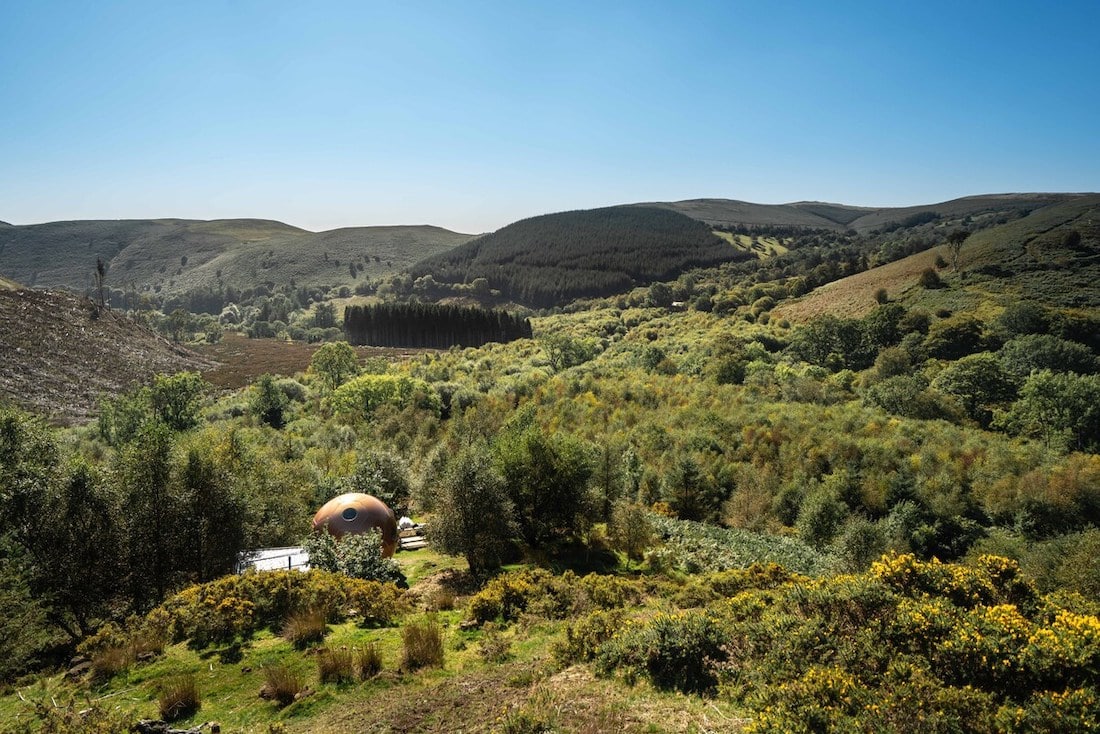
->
2;193;1093;309
0;218;473;301
642;193;1087;233
774;194;1100;322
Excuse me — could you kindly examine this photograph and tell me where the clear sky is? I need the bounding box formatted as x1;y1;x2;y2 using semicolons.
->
2;1;1097;234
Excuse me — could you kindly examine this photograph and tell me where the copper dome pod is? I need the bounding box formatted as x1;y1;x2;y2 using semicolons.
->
311;492;399;558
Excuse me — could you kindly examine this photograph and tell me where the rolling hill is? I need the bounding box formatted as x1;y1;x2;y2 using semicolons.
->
409;205;753;307
0;288;213;423
774;194;1100;322
0;219;473;303
644;193;1085;233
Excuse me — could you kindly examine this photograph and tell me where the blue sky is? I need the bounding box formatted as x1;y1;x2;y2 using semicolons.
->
1;1;1097;233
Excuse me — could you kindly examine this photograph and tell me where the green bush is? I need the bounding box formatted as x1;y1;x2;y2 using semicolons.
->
554;609;625;664
302;529;405;585
329;373;441;421
466;568;643;625
598;610;729;694
467;568;560;625
147;570;405;647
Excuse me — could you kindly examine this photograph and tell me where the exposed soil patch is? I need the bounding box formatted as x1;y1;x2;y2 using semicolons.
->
194;333;436;389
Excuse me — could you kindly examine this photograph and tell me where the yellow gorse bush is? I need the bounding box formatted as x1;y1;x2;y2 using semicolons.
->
146;570;405;647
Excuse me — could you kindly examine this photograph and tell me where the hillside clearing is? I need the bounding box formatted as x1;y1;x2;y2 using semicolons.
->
773;245;946;322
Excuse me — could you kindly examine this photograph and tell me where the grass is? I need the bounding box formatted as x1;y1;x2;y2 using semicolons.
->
355;643;383;679
282;608;328;649
401;616;445;670
263;664;305;707
158;674;200;721
89;645;132;684
0;597;745;733
316;648;355;684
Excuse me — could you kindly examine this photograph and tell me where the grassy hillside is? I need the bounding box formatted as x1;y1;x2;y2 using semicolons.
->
844;193;1086;234
410;206;751;307
775;194;1100;322
789;201;877;226
0;219;472;302
0;288;212;422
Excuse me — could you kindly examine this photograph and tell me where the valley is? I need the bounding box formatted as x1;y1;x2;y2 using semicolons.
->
2;192;1100;733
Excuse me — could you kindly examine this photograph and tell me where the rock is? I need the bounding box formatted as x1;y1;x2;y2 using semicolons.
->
65;660;93;680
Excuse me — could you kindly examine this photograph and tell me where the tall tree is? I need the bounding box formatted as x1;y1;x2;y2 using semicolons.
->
946;229;970;271
430;443;517;578
309;341;360;391
493;425;593;546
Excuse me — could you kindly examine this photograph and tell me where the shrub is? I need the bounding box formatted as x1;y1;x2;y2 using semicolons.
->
158;674;200;721
554;609;625;664
467;568;557;625
356;642;383;679
872;553;997;608
478;624;513;664
919;267;943;289
598;610;729;694
576;573;643;611
329;373;441;420
317;647;356;684
402;616;445;670
995;687;1100;732
706;563;801;597
263;664;304;707
282;608;327;649
16;695;134;734
148;570;405;647
302;529;406;585
607;501;655;561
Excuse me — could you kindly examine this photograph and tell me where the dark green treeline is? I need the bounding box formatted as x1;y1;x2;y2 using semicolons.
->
344;302;532;348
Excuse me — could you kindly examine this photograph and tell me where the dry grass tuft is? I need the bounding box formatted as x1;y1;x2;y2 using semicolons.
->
402;616;444;670
282;608;327;649
317;647;356;684
158;674;201;721
263;664;304;707
89;646;132;683
356;642;383;679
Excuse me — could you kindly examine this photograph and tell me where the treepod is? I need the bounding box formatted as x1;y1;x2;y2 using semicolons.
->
311;493;399;558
